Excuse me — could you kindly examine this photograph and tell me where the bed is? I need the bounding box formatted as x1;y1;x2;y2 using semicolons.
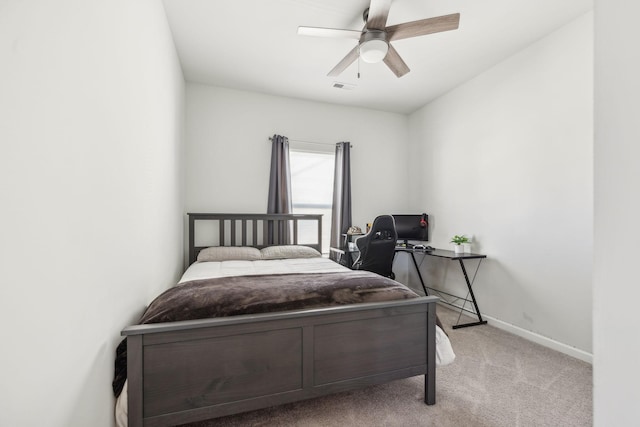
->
115;213;443;427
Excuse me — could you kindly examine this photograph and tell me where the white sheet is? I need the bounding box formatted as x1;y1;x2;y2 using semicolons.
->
178;257;350;283
116;256;454;427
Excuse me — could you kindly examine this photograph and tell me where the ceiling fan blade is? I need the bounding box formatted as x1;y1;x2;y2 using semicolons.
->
383;44;410;78
386;13;460;42
297;26;362;39
367;0;392;30
328;45;359;77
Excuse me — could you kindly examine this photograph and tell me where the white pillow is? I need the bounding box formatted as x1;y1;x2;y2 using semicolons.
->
260;245;321;260
197;246;262;262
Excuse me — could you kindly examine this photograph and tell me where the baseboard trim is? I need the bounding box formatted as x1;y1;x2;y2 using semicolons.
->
436;301;592;363
482;313;593;364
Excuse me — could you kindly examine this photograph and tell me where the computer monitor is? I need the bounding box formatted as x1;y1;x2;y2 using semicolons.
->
392;214;428;246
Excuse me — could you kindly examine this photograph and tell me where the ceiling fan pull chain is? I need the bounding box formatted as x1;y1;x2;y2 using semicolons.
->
357;45;361;79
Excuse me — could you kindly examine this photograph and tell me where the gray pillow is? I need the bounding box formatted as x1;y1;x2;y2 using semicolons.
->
197;246;262;262
260;245;321;260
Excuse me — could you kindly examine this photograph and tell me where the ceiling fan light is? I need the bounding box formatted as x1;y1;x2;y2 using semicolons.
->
360;39;388;63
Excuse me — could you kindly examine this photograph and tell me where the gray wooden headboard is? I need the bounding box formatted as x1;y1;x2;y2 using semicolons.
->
188;213;323;265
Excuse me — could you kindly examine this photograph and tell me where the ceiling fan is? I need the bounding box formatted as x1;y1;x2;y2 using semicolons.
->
297;0;460;78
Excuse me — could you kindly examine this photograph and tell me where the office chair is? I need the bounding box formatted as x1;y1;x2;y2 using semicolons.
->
353;215;398;279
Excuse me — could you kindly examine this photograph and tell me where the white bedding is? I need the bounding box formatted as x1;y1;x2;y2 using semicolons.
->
116;255;454;427
179;257;350;283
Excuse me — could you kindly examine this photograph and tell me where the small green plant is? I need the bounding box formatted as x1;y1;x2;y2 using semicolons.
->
450;235;469;245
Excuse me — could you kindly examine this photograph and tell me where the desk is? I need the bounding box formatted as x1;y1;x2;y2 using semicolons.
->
330;233;364;269
395;247;487;329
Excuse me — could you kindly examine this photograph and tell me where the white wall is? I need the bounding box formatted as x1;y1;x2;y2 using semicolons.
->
594;1;640;424
407;13;593;357
0;1;184;426
185;84;411;229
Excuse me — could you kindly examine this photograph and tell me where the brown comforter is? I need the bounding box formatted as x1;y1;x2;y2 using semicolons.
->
112;271;419;397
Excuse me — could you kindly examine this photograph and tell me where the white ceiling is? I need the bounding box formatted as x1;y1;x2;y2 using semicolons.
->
162;0;593;114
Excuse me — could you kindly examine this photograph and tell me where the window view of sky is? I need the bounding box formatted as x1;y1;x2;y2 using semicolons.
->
290;150;335;253
290;151;334;207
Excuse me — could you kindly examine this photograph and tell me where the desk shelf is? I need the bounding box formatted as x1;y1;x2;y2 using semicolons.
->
329;247;359;269
333;233;364;269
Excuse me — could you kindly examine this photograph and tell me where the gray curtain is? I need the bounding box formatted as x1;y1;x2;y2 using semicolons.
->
267;134;292;244
330;142;352;252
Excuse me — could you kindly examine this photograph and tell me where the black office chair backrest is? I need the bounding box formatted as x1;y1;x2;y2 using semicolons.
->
354;215;398;278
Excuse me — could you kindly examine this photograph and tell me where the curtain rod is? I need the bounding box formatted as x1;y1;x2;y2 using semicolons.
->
268;137;352;147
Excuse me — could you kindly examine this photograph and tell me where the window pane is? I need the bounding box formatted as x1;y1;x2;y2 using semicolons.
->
290;150;334;253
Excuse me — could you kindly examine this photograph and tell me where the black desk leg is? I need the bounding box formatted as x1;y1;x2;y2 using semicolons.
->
452;259;488;329
410;252;429;296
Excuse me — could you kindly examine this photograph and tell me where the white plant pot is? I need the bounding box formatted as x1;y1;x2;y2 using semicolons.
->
454;244;464;254
463;243;472;253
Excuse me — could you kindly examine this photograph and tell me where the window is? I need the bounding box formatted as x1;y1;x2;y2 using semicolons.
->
290;149;334;254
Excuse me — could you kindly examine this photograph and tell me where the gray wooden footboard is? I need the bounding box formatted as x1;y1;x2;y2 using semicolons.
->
122;296;438;427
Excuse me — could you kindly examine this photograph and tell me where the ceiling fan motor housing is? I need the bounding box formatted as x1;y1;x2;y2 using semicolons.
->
359;30;389;63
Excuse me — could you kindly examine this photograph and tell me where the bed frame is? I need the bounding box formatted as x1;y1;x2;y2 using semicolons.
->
187;213;323;264
122;213;438;427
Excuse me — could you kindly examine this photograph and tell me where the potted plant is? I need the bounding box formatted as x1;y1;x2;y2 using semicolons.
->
450;235;469;254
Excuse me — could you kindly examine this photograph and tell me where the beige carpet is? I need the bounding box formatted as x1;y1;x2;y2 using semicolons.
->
182;306;592;427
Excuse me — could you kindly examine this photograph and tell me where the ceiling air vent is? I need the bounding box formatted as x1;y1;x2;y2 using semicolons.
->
333;82;356;90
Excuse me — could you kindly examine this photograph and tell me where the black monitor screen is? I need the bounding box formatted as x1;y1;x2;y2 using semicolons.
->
393;214;428;243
